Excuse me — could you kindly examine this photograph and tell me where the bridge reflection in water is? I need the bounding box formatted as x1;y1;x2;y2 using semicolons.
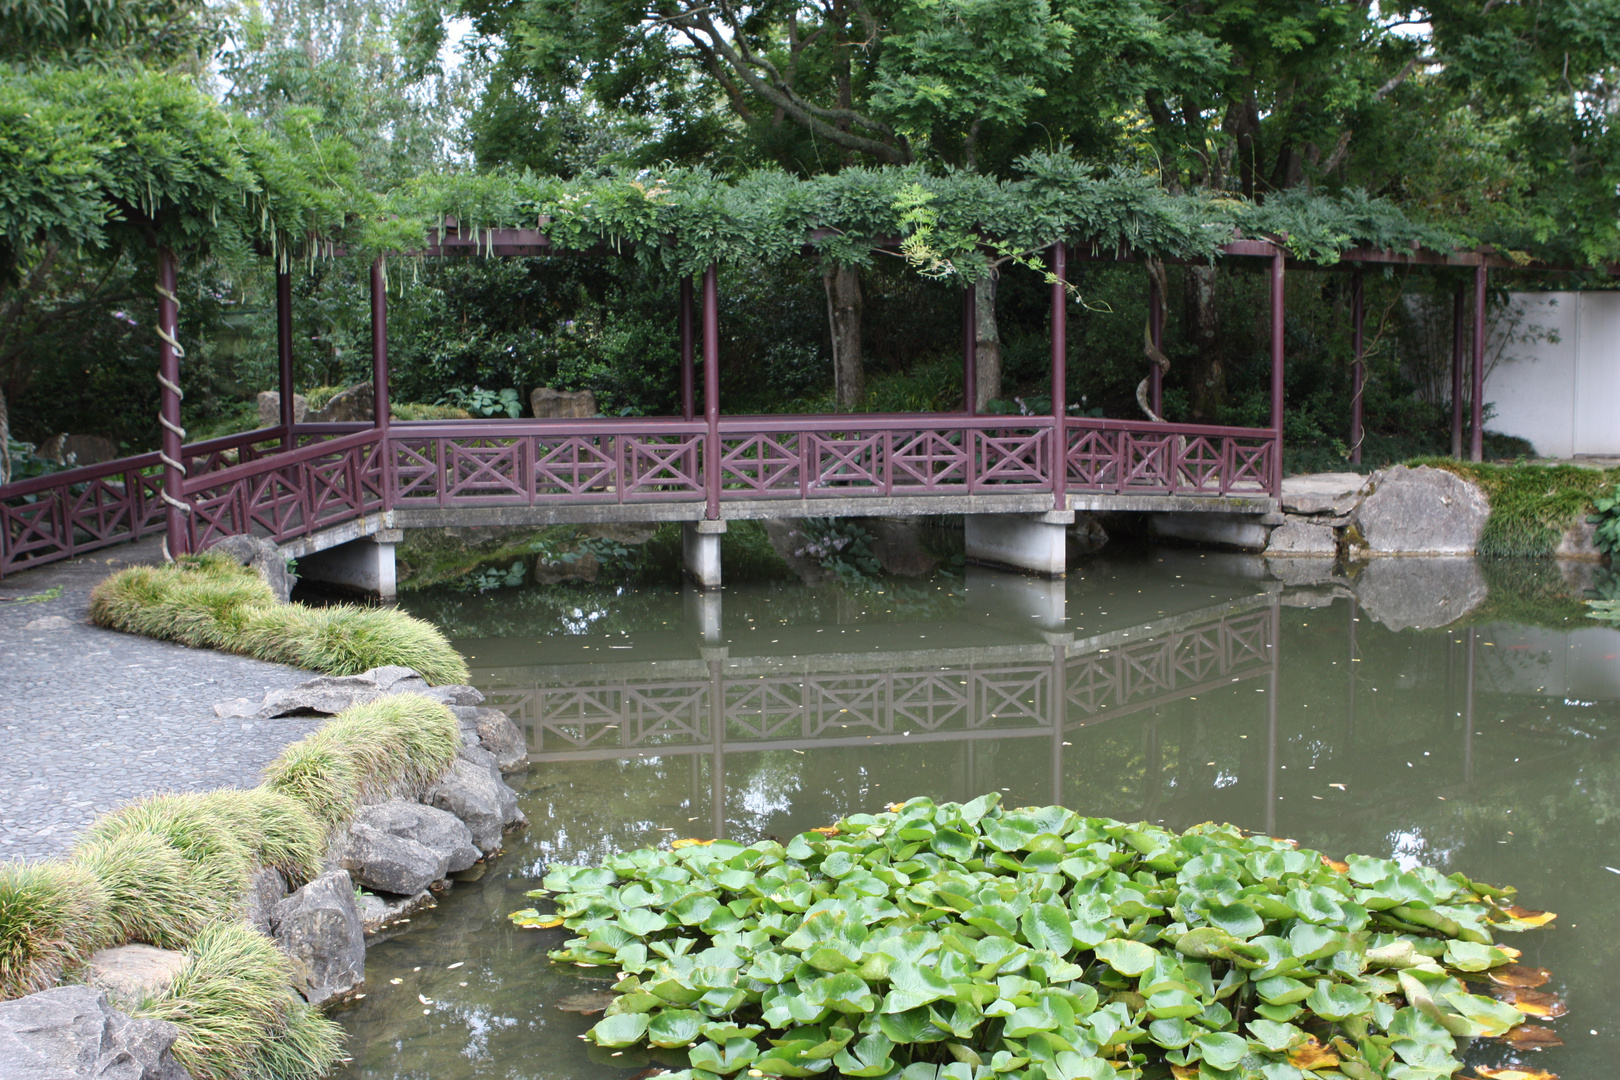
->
472;573;1282;834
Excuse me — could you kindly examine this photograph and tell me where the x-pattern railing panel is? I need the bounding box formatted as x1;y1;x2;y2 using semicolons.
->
625;435;704;497
721;434;801;495
975;429;1049;488
446;439;529;502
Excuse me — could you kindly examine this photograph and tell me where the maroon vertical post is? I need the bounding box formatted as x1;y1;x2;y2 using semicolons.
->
702;265;720;519
156;247;189;557
1269;251;1286;491
1470;266;1487;462
276;271;295;450
1050;242;1067;511
1450;286;1465;458
679;276;695;422
1349;269;1365;465
962;284;977;416
370;259;389;431
1148;266;1164;417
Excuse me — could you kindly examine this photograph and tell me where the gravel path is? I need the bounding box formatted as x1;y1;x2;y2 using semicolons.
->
0;538;324;862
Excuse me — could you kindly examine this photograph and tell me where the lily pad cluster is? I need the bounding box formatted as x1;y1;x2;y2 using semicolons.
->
516;796;1556;1080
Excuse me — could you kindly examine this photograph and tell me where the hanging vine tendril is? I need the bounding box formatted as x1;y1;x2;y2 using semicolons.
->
154;283;190;515
1137;257;1171;423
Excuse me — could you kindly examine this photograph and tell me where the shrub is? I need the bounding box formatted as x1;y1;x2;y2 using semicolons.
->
132;920;336;1080
0;862;108;998
262;694;460;830
70;830;219;950
526;795;1550;1080
89;555;468;683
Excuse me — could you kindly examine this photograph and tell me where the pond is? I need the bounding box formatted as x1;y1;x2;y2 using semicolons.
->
334;549;1616;1080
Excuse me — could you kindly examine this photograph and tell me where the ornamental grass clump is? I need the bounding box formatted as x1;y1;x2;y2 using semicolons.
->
261;694;460;832
89;554;468;684
192;788;325;884
0;862;109;998
69;829;218;951
521;795;1557;1080
132;920;345;1080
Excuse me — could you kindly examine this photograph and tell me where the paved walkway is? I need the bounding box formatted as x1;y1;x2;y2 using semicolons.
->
0;538;323;862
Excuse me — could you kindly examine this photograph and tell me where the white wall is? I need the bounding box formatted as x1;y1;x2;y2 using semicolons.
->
1485;291;1620;457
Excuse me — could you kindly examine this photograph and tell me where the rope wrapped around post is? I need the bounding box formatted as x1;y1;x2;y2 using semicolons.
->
154;282;189;516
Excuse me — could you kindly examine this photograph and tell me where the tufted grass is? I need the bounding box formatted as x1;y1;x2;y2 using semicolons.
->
241;602;468;684
192;788;325;885
0;862;109;998
1409;457;1620;558
80;794;255;902
70;830;220;950
132;920;342;1080
246;998;349;1080
89;553;469;684
262;693;460;832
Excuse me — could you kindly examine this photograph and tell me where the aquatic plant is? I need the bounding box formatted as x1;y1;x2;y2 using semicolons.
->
520;795;1556;1080
89;553;469;684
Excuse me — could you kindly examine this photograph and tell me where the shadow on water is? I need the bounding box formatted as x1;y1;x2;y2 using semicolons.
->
336;549;1620;1080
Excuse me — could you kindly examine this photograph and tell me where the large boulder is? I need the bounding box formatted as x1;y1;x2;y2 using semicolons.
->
256;391;308;429
271;871;365;1007
254;665;432;718
426;756;512;854
451;707;527;772
340;824;448;896
1264;520;1338;557
530;387;596;419
1353;465;1489;555
308;382;374;423
352;801;480;874
1354;558;1487;631
242;867;289;937
0;986;188;1080
207;534;295;603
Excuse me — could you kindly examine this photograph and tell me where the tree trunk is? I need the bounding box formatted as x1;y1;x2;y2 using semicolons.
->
974;272;1002;410
824;263;864;411
1184;265;1225;419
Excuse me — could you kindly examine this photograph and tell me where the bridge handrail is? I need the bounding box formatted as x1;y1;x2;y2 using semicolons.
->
180;428;383;495
0;426;287;501
1065;416;1280;440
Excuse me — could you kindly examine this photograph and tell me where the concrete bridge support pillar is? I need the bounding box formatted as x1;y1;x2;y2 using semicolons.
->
964;511;1072;577
295;529;401;599
683;520;725;589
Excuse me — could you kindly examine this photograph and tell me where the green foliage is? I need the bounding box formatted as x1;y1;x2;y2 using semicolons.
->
1589;491;1620;557
524;795;1548;1080
0;861;107;998
69;828;223;951
79;794;256;913
132;920;343;1080
262;693;461;830
1410;458;1620;558
191;788;326;884
436;384;524;418
88;552;470;683
795;519;884;589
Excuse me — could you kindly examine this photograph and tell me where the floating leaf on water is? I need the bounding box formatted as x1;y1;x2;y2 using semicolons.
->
1492;904;1558;931
1499;1024;1564;1051
509;909;565;929
556;991;618;1015
810;826;839;836
1475;1068;1560;1080
1490;986;1569;1018
1286;1037;1340;1071
670;838;714;849
1488;965;1553;989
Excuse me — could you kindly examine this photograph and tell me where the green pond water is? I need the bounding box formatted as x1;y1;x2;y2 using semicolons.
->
334;549;1618;1080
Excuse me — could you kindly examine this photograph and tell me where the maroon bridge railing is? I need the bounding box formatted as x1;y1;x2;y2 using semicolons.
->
0;414;1278;576
0;428;291;577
